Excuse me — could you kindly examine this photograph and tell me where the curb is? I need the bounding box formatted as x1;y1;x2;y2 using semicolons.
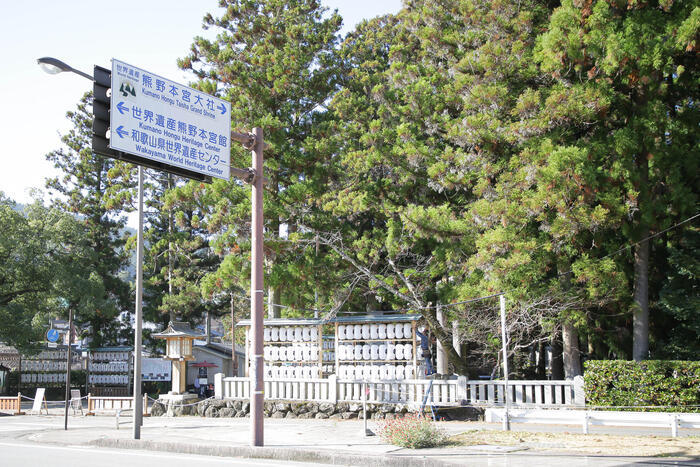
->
89;438;452;466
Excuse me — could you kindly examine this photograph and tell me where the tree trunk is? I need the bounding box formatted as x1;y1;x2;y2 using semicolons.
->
436;305;449;375
562;321;582;379
422;307;469;376
632;153;650;362
558;258;581;378
632;233;650;361
550;330;564;380
267;287;281;318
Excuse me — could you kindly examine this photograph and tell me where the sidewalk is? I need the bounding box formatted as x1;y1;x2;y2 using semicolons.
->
4;410;699;466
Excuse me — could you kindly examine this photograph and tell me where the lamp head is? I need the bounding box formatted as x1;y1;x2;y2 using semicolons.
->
37;57;73;75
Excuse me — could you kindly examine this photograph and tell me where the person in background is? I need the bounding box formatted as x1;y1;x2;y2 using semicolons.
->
416;324;435;376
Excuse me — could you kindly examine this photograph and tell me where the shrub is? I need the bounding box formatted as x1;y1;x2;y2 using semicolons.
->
378;413;448;449
584;360;700;412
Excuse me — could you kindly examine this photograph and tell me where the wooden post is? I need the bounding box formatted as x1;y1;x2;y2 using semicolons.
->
412;320;418;378
318;324;323;376
334;322;339;376
16;392;24;415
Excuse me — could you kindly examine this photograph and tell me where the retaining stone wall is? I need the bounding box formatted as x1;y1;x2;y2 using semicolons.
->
150;398;483;421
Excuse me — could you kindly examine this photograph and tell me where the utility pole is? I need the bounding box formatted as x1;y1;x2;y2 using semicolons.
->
249;127;265;446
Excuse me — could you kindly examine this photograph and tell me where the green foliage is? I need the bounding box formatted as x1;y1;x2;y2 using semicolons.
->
0;194;112;353
45;93;134;346
584;360;700;412
378;413;448;448
176;0;346;316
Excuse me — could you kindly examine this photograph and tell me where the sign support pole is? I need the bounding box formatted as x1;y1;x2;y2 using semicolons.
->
250;127;264;447
133;166;144;439
63;308;73;430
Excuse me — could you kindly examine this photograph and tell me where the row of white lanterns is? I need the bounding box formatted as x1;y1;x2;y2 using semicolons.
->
20;373;67;383
89;361;129;372
263;326;319;342
337;364;418;380
264;365;321;379
91;351;130;361
338;323;412;340
263;344;320;362
337;343;414;361
21;360;68;371
89;374;129;385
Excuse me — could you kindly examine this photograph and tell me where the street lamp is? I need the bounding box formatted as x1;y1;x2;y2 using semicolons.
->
37;57;93;81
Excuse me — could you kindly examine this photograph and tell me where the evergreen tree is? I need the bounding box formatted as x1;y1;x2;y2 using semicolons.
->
176;0;343;316
535;0;699;361
45;92;134;347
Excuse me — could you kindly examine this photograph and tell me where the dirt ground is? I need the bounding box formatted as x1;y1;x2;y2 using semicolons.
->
450;430;700;458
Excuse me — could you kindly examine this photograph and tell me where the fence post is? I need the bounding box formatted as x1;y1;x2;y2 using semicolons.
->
582;410;589;435
456;376;467;403
143;393;149;416
328;374;337;403
16;392;24;415
214;373;224;399
573;375;585;406
86;393;94;416
671;414;679;438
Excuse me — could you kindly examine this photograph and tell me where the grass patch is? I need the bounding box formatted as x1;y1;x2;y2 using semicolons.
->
449;429;700;458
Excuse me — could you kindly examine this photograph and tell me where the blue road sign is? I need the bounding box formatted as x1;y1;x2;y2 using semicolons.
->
109;59;231;181
46;328;59;343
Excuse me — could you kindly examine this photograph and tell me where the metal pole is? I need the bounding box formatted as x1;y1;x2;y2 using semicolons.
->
63;308;73;430
133;166;144;439
250;128;264;446
499;294;510;431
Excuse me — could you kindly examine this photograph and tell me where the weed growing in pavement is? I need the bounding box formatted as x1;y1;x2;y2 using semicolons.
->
378;413;448;449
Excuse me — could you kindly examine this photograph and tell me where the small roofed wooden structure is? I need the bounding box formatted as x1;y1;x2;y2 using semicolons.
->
153;322;203;394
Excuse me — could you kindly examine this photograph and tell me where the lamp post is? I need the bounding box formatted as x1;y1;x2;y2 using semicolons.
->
38;57;92;432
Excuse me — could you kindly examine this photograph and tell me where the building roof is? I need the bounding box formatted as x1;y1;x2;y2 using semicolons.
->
236;318;323;327
237;314;421;326
330;313;421;324
152;321;204;339
193;341;245;359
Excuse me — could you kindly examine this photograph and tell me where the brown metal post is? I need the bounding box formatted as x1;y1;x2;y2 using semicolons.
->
250;127;265;446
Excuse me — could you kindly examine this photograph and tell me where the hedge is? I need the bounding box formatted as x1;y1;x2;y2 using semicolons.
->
584;360;700;412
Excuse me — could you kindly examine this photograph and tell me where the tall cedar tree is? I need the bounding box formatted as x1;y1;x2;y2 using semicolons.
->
45;93;133;347
535;0;699;360
176;0;343;317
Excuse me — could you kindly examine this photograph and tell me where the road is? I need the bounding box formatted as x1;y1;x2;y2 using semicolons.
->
0;440;316;467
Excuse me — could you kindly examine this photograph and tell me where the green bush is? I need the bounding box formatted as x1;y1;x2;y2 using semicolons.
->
584;360;700;412
378;413;448;449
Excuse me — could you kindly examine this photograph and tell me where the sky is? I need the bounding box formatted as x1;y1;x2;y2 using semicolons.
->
0;0;402;208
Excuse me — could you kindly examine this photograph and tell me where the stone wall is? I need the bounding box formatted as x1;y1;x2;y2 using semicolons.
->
150;398;483;421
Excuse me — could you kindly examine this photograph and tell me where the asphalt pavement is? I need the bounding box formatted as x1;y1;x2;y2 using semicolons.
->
1;408;698;467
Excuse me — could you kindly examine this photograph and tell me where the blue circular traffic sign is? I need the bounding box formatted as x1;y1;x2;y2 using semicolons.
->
46;328;59;343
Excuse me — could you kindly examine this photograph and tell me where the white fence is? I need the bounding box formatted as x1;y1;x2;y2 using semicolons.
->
214;374;584;407
486;408;700;438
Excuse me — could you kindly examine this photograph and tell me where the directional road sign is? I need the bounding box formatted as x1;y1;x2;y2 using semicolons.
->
109;59;231;180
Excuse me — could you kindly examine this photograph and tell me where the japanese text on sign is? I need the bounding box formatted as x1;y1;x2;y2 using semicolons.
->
110;59;231;180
